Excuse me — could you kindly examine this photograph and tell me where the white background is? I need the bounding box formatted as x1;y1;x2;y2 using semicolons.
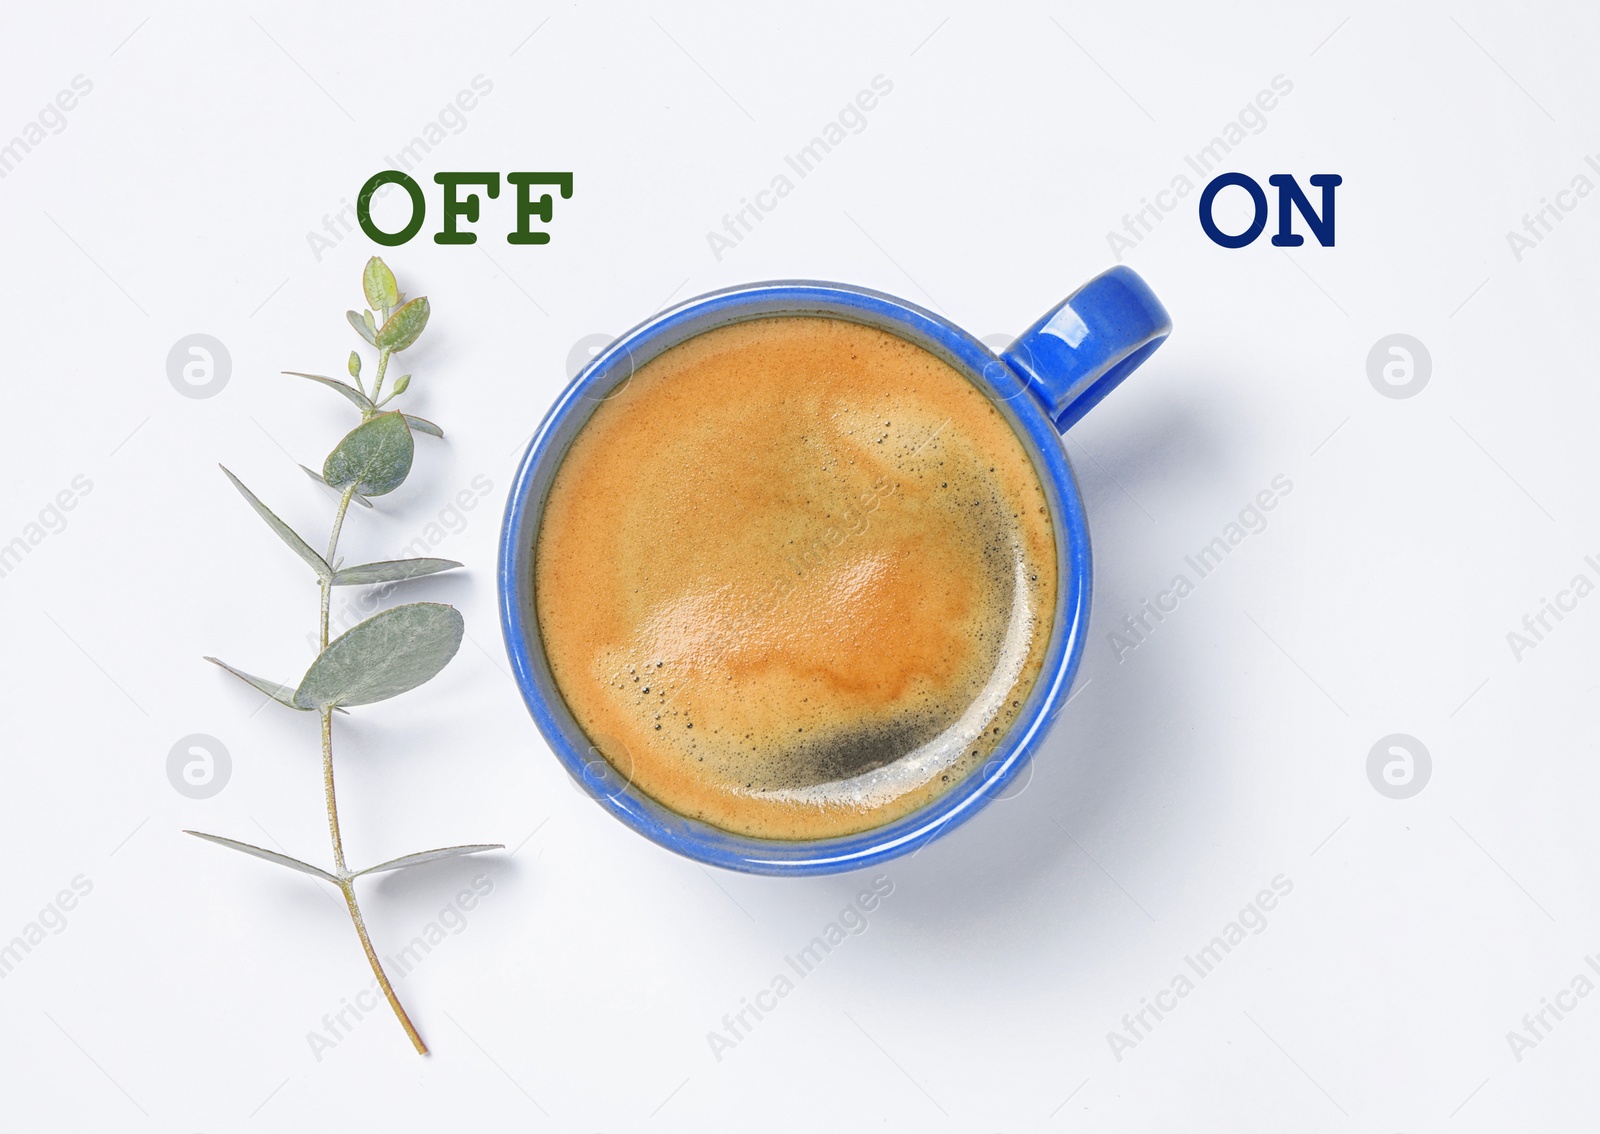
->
2;1;1596;1130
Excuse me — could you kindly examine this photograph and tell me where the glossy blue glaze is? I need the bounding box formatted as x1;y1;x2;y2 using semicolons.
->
498;269;1170;875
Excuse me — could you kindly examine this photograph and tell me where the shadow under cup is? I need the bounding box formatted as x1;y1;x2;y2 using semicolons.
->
499;276;1168;875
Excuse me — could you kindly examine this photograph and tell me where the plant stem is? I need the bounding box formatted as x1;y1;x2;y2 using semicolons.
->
317;481;426;1054
319;707;427;1054
370;346;392;408
320;708;346;871
340;875;427;1054
321;486;356;650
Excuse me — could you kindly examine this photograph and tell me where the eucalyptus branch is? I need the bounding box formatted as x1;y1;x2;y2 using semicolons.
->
190;257;500;1056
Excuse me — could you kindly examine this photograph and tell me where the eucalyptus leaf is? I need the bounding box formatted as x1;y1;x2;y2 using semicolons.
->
346;309;376;345
219;466;331;579
299;464;373;508
363;257;399;311
347;351;362;380
185;831;339;883
204;656;307;711
322;412;414;498
293;602;463;709
284;371;376;413
353;844;503;877
330;557;462;586
391;374;411;397
402;414;444;438
376;297;430;352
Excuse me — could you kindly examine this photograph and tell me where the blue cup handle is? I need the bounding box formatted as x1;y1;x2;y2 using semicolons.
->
1001;266;1172;432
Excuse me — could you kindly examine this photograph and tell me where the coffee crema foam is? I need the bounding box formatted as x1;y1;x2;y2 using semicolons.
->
534;316;1057;840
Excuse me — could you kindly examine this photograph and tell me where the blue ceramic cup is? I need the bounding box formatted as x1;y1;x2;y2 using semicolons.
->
499;267;1171;875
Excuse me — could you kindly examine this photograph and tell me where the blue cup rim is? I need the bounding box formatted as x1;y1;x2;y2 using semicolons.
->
497;280;1092;875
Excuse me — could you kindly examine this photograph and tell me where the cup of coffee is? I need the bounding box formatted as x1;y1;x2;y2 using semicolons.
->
499;268;1170;874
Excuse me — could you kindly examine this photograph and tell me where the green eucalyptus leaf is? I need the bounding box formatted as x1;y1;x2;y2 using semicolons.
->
292;602;464;709
219;466;331;579
402;414;443;438
299;464;373;508
322;412;414;497
375;297;430;352
346;309;377;346
353;844;503;877
363;257;399;311
185;831;339;883
347;351;362;379
284;371;375;413
391;373;411;397
331;557;462;586
204;656;307;711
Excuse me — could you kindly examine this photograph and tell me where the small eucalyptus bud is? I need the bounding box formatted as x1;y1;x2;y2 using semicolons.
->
392;373;411;396
348;351;361;379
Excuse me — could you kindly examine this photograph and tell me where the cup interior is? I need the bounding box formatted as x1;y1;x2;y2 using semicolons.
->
498;281;1093;875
